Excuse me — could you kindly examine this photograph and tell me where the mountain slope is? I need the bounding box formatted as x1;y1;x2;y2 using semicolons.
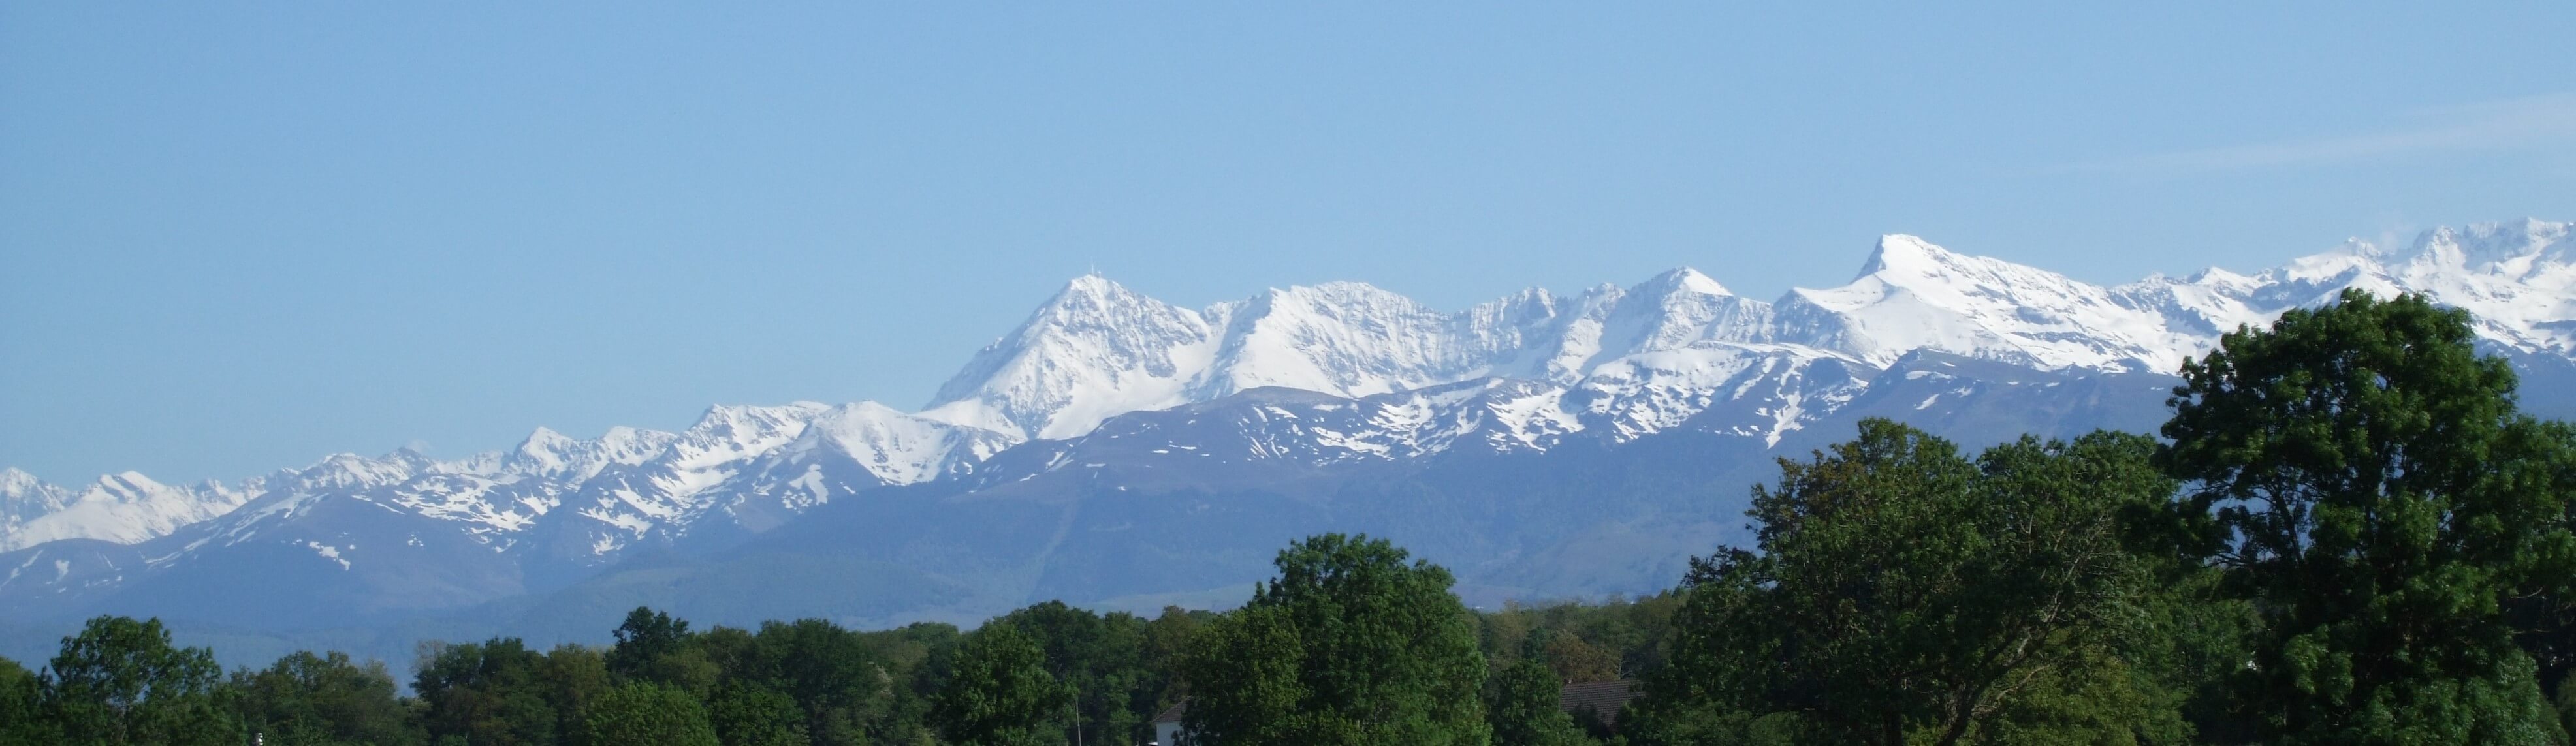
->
10;219;2576;645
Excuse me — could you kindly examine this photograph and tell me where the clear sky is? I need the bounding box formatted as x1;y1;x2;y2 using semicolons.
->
5;3;2573;484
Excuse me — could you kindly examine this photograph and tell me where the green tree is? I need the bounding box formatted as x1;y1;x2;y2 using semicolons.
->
583;681;720;746
1642;421;2183;745
864;621;963;745
1488;659;1593;746
2560;670;2576;742
932;624;1070;746
42;615;236;745
749;618;887;746
606;606;692;683
707;680;811;746
994;600;1162;743
1534;633;1619;685
1475;593;1683;686
2160;290;2576;743
229;650;423;746
1136;606;1204;734
539;645;612;746
413;638;560;746
1;654;58;744
1183;533;1491;746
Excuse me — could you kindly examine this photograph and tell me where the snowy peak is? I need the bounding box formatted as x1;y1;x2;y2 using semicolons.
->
2374;219;2576;352
506;426;679;480
2407;219;2575;279
2103;220;2576;357
1852;233;1971;279
0;469;71;527
1774;235;2189;372
294;452;427;491
778;401;1019;487
921;269;1779;446
0;467;37;499
1454;286;1570;375
1197;281;1469;400
1651;267;1733;297
21;217;2576;564
508;427;582;474
923;275;1217;439
95;470;171;496
685;403;827;446
1611;268;1765;347
1842;234;2080;304
0;469;254;552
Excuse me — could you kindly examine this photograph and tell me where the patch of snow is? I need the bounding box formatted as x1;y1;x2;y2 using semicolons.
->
304;541;350;570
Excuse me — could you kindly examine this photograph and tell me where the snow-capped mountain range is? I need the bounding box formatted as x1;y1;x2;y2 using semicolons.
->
7;218;2573;570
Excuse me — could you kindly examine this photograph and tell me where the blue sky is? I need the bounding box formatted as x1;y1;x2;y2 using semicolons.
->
5;3;2573;484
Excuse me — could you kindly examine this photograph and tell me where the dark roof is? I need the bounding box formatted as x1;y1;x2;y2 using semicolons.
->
1151;699;1188;724
1558;679;1641;730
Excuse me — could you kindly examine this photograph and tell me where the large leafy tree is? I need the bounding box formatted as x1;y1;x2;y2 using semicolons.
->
1182;533;1491;745
993;601;1152;743
606;606;693;683
2160;290;2576;743
537;644;612;746
1487;659;1594;746
229;650;422;746
749;618;889;746
42;615;236;745
1640;420;2184;745
585;681;721;746
931;624;1070;746
412;638;563;746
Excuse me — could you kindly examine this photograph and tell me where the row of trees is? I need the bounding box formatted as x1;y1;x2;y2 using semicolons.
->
0;570;1659;745
9;290;2576;744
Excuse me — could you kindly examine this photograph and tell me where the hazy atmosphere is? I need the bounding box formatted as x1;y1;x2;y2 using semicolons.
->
14;5;2576;746
8;3;2574;483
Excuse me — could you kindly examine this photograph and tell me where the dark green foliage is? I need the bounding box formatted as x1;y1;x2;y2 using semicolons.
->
584;681;720;746
1478;595;1681;685
2511;594;2576;709
1183;533;1491;745
995;601;1137;741
629;614;955;746
1488;659;1593;746
0;655;56;744
746;618;893;745
2162;290;2576;743
2560;670;2576;741
985;601;1199;744
42;615;236;745
865;621;962;743
1138;606;1205;717
707;681;810;746
229;650;421;746
2136;570;2261;743
412;638;564;746
539;645;612;746
606;606;692;683
932;624;1070;746
1642;420;2183;745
